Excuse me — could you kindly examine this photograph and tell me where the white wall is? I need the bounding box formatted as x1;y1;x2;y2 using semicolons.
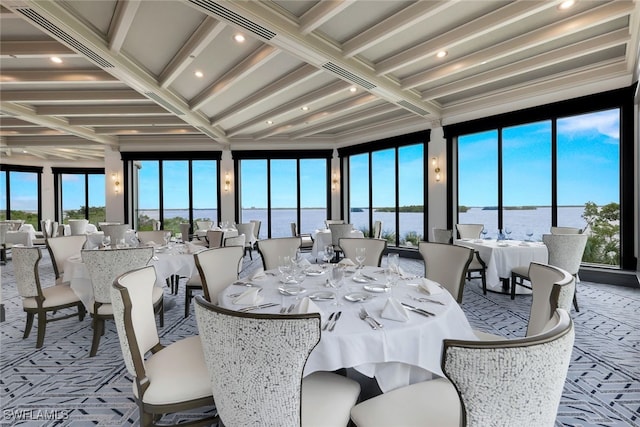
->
428;126;448;240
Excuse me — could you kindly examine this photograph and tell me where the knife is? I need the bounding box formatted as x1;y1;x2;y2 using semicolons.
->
401;302;434;317
238;302;279;312
329;311;342;331
323;312;335;330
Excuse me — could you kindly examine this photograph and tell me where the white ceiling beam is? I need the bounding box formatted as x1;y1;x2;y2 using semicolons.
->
0;40;74;57
402;1;636;90
159;17;226;88
299;0;353;35
0;69;116;83
93;126;199;135
190;45;280;110
375;0;563;76
108;0;141;54
423;29;630;100
0;89;145;102
1;134;102;146
1;126;65;135
342;1;458;58
35;104;169;116
68;116;186;126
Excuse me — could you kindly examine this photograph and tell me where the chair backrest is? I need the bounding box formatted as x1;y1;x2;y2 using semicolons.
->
290;222;298;237
101;224;129;246
111;266;160;386
443;309;574;427
50;221;59;238
250;219;261;240
46;235;87;280
194;296;320;427
82;247;153;304
432;228;453;243
13;246;43;299
257;237;302;270
526;262;575;337
68;219;89;235
0;223;8;245
325;219;345;228
339;238;387;267
179;223;191;242
196;220;213;231
137;230;167;245
329;223;354;247
223;234;245;248
550;226;582;234
151;219;161;230
97;221;120;231
41;219;52;239
235;223;255;245
206;230;224;248
372;220;383;239
418;242;474;303
455;223;484;239
194;246;244;303
5;219;24;231
542;233;588;276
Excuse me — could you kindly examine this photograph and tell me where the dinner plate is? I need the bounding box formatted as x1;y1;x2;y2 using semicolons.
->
308;291;335;301
278;285;306;296
497;243;509;247
352;276;369;283
363;284;390;293
305;269;325;276
344;292;371;302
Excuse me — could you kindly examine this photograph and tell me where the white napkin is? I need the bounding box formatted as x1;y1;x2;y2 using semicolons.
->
390;264;406;277
233;288;264;305
338;258;356;267
292;297;322;315
250;268;267;280
380;298;409;322
298;258;312;268
419;278;444;295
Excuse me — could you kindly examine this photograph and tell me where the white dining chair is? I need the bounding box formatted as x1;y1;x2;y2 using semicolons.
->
550;226;583;234
46;235;87;284
257;237;302;270
235;222;255;259
455;223;484;239
418;242;474;303
339;237;387;267
432;228;453;243
68;219;89;235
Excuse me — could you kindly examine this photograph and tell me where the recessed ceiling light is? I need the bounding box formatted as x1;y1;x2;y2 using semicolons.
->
266;120;273;125
301;106;309;111
349;86;357;93
50;56;62;63
194;70;204;78
558;0;575;10
436;50;447;59
234;34;245;43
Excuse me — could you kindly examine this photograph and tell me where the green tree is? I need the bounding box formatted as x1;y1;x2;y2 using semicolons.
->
581;201;620;265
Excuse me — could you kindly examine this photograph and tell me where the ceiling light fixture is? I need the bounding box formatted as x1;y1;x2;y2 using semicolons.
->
349;86;357;93
301;106;309;111
194;70;203;78
558;0;575;10
266;120;273;125
234;34;245;43
436;51;447;59
50;56;62;63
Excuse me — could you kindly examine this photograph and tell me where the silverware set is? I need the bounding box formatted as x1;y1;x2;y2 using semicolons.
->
237;302;279;312
323;311;342;331
359;308;383;329
400;303;434;317
279;303;296;314
406;295;444;305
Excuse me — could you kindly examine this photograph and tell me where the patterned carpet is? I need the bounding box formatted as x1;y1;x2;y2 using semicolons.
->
1;249;638;426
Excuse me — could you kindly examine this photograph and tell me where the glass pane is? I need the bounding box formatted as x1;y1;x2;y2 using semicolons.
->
502;121;551;242
349;153;369;233
558;109;620;266
240;160;267;236
458;130;498;238
137;161;160;231
372;148;396;243
162;161;189;235
61;173;86;222
0;171;6;220
270;159;297;238
399;143;424;247
300;159;327;234
9;171;39;227
88;174;106;225
193;160;218;225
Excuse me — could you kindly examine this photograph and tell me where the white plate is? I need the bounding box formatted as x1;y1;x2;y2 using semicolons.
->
305;269;325;276
308;291;335;301
352;276;369;283
364;284;389;293
278;285;306;296
497;243;509;247
344;292;371;302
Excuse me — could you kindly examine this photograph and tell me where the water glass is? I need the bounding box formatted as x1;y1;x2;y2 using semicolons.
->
387;253;399;271
324;245;335;263
355;247;366;269
329;267;344;306
102;235;111;248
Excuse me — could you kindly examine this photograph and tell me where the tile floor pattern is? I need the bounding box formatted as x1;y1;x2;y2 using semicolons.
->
1;250;639;426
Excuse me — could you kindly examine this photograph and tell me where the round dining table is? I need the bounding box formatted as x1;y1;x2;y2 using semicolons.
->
218;265;476;393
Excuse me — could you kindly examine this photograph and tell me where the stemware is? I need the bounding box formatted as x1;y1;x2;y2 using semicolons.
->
329;267;344;306
101;235;111;249
387;253;399;272
384;267;399;296
164;231;171;246
481;228;488;239
324;245;335;264
278;255;292;282
355;247;366;270
525;230;534;242
505;227;512;240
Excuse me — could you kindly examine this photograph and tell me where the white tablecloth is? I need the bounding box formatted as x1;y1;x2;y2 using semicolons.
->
219;266;476;392
194;228;238;242
455;239;548;293
311;229;365;258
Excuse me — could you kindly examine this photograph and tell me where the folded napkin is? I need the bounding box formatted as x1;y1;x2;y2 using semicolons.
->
418;278;444;295
338;258;356;267
298;258;312;268
389;264;406;277
381;298;409;322
250;268;267;280
292;297;322;315
185;242;203;254
233;288;264;305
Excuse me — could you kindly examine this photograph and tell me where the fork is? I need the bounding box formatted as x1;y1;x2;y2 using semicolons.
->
361;308;384;329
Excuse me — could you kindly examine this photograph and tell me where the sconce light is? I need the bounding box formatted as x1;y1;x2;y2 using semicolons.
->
432;157;441;182
112;173;120;194
224;172;231;192
332;172;339;192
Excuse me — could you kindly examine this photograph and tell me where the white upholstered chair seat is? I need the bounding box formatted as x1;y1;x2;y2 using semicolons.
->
88;287;162;316
301;371;367;427
132;336;212;405
350;378;460;427
21;284;79;309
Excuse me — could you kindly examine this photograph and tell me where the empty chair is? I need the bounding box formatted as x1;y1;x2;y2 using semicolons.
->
257;237;302;270
325;219;345;228
550;226;583;234
291;222;314;251
97;221;120;231
111;266;217;426
13;246;85;348
372;220;383;239
455;223;484;239
350;309;574;427
68;219;89;236
339;237;387;267
196;220;213;231
432;228;453;243
194;296;361;427
179;222;191;242
137;230;168;246
46;235;87;284
329;223;354;259
457;243;488;294
205;229;224;248
511;233;587;310
418;242;474;303
81;247;162;357
223;233;245;248
235;222;255;259
0;223;31;263
101;224;129;247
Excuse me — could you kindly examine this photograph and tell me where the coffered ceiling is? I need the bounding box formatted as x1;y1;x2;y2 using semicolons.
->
1;0;639;161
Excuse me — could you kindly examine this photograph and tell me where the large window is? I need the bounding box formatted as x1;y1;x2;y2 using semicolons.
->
450;86;633;269
0;165;42;228
236;151;330;239
54;168;105;225
340;132;428;248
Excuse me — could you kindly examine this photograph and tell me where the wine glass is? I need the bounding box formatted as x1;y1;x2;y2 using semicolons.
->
526;230;534;242
481;228;488;239
102;235;111;249
387;253;399;273
329;267;344;306
355;247;366;270
163;231;171;247
384;267;399;296
505;227;512;240
324;245;335;264
278;255;292;283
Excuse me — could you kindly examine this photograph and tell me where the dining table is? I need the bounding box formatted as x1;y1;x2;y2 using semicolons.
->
454;238;548;294
218;265;476;393
311;228;365;259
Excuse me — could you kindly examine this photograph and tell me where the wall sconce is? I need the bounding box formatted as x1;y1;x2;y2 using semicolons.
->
432;157;441;182
224;172;231;192
332;172;339;192
111;173;120;194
